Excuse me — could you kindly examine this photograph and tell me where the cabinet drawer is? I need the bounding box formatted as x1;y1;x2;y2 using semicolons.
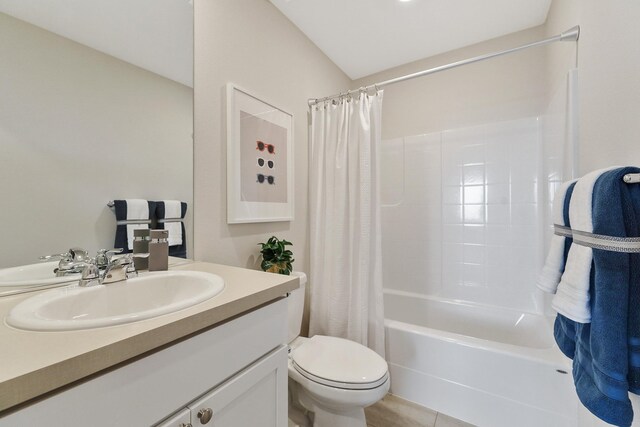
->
188;345;288;427
157;408;191;427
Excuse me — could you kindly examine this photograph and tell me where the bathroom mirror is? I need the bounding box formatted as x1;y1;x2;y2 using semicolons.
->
0;0;193;294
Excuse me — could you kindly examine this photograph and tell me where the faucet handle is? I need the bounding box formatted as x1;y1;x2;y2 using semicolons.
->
39;247;89;263
95;248;124;268
108;252;133;266
39;253;71;262
115;253;138;278
68;247;90;263
102;253;137;284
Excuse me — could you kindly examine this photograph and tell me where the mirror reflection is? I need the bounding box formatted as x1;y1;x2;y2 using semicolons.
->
0;1;193;294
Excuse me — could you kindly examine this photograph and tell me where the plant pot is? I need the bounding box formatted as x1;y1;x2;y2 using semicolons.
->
266;262;290;274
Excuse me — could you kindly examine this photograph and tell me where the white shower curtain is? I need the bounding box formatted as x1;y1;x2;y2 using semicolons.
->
308;91;385;357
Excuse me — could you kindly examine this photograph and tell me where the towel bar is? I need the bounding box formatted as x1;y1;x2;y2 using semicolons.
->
623;173;640;184
554;224;640;253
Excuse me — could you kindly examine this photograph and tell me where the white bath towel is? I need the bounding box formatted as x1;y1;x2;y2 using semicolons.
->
126;199;150;250
537;179;578;293
162;200;183;247
552;167;620;323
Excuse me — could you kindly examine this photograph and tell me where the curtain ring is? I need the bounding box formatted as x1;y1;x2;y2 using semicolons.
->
374;84;380;95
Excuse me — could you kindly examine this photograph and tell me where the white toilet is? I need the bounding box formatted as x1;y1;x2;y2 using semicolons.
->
287;272;390;427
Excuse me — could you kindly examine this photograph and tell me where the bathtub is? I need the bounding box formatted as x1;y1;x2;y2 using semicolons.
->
383;290;581;427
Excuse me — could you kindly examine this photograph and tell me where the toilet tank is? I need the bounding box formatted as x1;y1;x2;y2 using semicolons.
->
287;271;307;343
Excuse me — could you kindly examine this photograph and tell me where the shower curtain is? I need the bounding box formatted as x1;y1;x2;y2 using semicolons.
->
308;91;385;356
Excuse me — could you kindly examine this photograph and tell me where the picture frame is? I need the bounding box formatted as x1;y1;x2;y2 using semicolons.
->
226;84;294;224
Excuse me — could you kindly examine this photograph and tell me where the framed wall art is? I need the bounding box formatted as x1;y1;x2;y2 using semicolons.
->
226;84;294;223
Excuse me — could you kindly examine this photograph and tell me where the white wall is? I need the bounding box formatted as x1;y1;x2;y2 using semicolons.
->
352;26;550;140
193;0;350;274
0;12;193;268
546;0;640;175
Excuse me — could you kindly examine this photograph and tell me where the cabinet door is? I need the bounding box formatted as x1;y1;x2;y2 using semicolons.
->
156;408;191;427
188;345;288;427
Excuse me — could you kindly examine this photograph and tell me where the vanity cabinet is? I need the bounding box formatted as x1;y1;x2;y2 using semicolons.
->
157;408;191;426
157;345;287;427
1;298;289;427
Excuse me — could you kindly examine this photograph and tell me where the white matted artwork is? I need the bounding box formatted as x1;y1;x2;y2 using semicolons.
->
226;84;294;223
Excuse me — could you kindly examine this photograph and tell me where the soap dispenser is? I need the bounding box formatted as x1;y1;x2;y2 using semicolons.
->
149;229;169;271
132;229;150;270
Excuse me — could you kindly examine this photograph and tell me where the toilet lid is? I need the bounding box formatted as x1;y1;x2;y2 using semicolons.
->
290;335;388;390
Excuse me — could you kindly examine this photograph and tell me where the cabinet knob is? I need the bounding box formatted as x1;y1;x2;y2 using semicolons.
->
197;408;214;424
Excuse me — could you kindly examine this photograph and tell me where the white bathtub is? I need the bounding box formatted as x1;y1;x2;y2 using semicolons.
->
384;290;581;427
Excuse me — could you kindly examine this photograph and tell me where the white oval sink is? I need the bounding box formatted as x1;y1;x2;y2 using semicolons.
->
0;261;80;288
6;271;225;331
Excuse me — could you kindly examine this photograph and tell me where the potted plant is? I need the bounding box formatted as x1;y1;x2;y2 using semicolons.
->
258;236;294;275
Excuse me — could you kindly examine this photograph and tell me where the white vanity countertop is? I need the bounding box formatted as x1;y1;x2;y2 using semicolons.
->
0;262;299;413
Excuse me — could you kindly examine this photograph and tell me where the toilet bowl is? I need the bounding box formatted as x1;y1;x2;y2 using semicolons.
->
287;273;389;427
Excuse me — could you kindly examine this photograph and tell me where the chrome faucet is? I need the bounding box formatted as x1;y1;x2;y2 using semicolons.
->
41;248;137;286
74;252;137;287
39;247;91;277
95;248;123;269
102;253;137;284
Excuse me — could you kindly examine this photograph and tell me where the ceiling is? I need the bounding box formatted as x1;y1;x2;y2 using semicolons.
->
269;0;553;80
0;0;552;85
0;0;193;87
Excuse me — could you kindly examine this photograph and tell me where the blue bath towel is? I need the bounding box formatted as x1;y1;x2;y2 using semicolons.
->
155;201;187;258
554;167;640;427
113;200;156;253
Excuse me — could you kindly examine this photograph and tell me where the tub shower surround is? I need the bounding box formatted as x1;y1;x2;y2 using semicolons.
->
380;117;581;426
381;117;544;312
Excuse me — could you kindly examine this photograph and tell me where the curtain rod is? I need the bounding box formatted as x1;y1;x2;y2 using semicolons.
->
308;25;580;107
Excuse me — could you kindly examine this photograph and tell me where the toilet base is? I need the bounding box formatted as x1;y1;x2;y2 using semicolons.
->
288;379;312;427
290;379;370;427
310;406;367;427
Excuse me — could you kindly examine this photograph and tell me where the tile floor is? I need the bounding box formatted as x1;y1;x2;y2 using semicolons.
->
288;393;474;427
365;394;475;427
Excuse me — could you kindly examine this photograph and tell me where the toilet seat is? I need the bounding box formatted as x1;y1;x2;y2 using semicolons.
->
290;335;388;391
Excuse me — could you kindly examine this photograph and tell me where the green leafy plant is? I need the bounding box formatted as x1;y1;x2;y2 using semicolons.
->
258;236;294;275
